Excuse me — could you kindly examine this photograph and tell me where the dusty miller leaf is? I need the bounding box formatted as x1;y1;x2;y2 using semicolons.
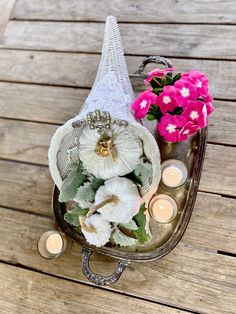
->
134;160;152;186
64;205;88;227
112;228;138;247
75;182;96;202
59;162;85;202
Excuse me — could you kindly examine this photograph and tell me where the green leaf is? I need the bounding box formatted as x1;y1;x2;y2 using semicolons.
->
133;227;151;244
133;204;151;244
59;162;85;202
119;220;138;231
75;181;96;202
171;73;181;85
125;171;142;186
113;228;138;247
64;205;89;227
91;177;104;191
147;113;157;121
134;160;152;186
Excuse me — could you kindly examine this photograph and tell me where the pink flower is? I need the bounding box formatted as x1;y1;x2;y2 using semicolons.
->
145;67;175;85
205;101;214;115
174;79;197;105
181;70;209;97
179;121;199;141
157;113;186;142
181;100;208;128
155;86;179;114
131;89;157;119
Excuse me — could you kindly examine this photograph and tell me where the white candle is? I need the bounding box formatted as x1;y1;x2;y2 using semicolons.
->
46;233;63;255
161;160;187;188
149;194;177;223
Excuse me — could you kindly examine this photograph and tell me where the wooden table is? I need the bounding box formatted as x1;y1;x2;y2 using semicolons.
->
0;1;235;313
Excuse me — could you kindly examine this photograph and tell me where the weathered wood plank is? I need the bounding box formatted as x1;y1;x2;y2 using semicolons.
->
0;82;86;124
0;51;234;100
0;117;235;196
0;207;235;314
0;263;177;314
0;158;235;252
0;83;234;145
0;0;15;36
1;21;236;60
200;144;236;196
208;101;236;145
12;0;236;24
0;160;52;216
0;118;56;165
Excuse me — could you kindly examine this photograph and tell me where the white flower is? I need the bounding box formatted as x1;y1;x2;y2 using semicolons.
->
96;177;141;223
79;124;142;180
80;214;111;247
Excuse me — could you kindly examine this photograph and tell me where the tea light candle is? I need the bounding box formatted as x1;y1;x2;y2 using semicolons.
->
161;159;188;188
46;233;63;255
38;230;67;259
149;194;177;223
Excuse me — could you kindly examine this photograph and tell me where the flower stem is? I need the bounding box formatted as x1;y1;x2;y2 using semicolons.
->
86;195;119;218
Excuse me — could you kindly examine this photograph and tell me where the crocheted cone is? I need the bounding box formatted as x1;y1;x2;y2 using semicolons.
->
48;16;161;204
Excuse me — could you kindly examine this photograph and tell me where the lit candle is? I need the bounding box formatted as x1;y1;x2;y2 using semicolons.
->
161;159;187;188
38;231;67;259
149;194;177;223
46;233;63;255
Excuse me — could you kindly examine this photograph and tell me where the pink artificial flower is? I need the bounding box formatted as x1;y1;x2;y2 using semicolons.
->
205;101;214;115
131;89;157;119
181;70;209;97
157;113;186;142
145;67;175;86
174;79;197;105
179;121;200;141
155;86;179;114
181;100;208;128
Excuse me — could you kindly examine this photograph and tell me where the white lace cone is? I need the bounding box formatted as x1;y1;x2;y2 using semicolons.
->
48;16;161;204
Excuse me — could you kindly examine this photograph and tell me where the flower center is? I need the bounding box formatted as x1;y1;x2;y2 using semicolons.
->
190;110;199;120
96;134;117;160
180;87;190;98
140;100;148;108
196;80;202;88
163;96;171;104
166;124;176;133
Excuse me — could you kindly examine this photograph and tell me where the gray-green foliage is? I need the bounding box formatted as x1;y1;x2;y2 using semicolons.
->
64;205;89;227
59;162;85;202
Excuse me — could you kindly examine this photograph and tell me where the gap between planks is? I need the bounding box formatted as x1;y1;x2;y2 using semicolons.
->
11;0;236;24
0;260;198;314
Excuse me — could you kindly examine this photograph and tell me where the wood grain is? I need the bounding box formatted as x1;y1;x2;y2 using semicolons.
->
1;21;236;59
0;51;234;100
0;83;234;145
0;0;15;36
0;160;52;216
0;263;178;314
0;118;56;164
12;0;236;24
200;144;236;196
0;157;235;253
0;207;235;314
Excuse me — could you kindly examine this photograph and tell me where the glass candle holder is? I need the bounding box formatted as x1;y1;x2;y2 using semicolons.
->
161;159;188;188
38;230;69;259
149;194;178;223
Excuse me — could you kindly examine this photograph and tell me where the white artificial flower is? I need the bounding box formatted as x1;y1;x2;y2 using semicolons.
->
79;124;142;180
96;177;141;223
80;214;111;247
